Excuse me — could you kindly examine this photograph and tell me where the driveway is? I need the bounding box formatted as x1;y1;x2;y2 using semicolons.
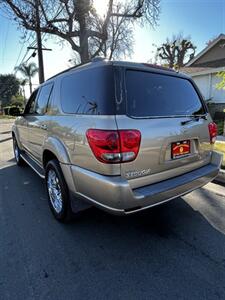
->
1;122;225;299
0;119;14;140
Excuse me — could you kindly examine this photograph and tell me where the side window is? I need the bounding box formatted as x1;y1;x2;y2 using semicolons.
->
24;89;39;114
60;67;115;115
35;83;53;115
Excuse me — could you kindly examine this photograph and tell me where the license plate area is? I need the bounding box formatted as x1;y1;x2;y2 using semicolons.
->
171;140;191;159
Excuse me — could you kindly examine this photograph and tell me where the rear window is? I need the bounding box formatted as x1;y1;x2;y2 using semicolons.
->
61;67;115;115
126;70;205;117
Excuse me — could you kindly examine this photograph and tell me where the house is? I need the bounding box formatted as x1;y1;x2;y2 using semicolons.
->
181;34;225;121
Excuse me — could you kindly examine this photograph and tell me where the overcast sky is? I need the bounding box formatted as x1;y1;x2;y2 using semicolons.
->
0;0;224;94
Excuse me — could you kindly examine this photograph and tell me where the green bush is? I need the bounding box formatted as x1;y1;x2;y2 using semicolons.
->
3;106;21;116
214;120;224;136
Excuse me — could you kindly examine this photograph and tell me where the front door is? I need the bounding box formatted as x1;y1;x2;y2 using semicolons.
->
18;89;39;151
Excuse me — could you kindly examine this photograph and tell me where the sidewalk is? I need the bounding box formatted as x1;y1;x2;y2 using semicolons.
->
217;136;225;142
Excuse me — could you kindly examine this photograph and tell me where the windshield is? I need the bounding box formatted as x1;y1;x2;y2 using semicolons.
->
126;70;205;118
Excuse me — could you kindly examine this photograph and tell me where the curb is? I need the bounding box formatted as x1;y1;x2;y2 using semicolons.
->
1;131;11;134
203;181;225;198
0;137;12;143
214;169;225;185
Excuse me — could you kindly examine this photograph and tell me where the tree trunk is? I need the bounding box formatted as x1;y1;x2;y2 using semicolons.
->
177;51;185;68
77;0;90;64
169;60;174;68
29;77;32;95
22;87;26;106
79;19;89;63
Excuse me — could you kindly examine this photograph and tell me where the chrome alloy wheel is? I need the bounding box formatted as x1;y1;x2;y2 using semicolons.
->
47;169;63;214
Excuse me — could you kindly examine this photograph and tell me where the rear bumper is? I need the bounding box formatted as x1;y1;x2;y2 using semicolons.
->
62;151;222;215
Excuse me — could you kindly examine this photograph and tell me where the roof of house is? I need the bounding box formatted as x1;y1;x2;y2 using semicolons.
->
186;33;225;67
180;66;225;76
180;67;213;74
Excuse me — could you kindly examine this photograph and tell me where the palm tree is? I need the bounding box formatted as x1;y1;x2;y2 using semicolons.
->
20;78;27;105
15;62;38;95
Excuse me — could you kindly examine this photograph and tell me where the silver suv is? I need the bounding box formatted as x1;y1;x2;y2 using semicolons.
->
12;60;222;222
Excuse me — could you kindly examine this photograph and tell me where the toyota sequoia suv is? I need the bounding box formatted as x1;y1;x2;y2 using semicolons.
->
12;59;222;222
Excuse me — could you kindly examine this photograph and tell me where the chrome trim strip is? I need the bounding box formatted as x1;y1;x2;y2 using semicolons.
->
75;192;124;213
20;154;45;179
24;150;43;168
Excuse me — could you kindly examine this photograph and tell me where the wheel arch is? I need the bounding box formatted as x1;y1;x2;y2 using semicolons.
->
42;137;71;167
12;127;23;149
42;150;58;169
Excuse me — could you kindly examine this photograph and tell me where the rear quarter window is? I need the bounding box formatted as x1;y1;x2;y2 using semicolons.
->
60;66;115;115
126;70;205;117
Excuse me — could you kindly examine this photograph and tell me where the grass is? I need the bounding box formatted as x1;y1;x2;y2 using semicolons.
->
214;141;225;168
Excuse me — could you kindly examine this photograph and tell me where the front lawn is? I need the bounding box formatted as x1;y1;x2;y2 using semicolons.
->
214;141;225;168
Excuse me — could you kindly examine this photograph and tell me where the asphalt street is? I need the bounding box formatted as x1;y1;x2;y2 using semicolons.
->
1;120;225;300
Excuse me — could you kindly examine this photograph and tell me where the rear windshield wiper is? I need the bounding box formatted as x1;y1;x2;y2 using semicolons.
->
181;115;207;126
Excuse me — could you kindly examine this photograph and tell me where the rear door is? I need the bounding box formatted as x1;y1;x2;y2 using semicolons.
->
27;83;54;162
116;69;212;188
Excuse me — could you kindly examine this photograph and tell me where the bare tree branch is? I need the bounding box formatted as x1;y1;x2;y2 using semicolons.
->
2;0;160;64
156;34;196;68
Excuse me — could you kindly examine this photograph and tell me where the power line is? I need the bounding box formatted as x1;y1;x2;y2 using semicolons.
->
13;38;37;74
14;32;47;72
17;39;36;64
14;44;26;70
13;31;34;70
14;49;29;72
2;20;9;64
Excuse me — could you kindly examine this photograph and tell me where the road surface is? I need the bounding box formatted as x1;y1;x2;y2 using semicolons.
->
1;120;225;300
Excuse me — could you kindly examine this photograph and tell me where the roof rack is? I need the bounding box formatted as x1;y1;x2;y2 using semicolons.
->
91;56;107;62
143;63;176;72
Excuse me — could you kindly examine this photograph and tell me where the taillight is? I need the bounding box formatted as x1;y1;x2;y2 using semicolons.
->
208;122;217;144
86;129;141;163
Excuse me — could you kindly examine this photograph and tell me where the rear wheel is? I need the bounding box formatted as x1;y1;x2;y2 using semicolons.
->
45;159;72;222
13;136;24;166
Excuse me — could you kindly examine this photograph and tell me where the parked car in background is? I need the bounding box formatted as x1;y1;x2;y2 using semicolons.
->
12;59;223;222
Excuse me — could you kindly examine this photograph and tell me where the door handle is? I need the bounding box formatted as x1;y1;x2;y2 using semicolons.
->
40;124;47;130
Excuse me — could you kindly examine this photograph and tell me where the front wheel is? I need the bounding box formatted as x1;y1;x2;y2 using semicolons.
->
45;159;72;222
13;137;24;166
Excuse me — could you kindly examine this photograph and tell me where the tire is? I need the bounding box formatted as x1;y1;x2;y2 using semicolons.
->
45;159;73;222
13;136;24;166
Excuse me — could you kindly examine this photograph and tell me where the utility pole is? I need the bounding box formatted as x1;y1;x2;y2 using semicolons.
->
35;0;44;83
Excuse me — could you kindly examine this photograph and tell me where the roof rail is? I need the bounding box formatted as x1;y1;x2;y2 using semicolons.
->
46;62;84;81
143;63;176;72
47;57;107;81
91;56;107;63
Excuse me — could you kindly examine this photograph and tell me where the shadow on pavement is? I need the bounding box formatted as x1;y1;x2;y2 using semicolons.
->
1;162;225;299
